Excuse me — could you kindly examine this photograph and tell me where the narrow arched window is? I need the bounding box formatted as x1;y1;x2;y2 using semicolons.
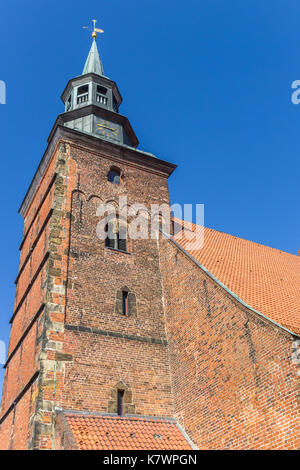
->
107;168;120;185
115;288;137;317
117;390;124;416
122;291;128;316
107;382;135;415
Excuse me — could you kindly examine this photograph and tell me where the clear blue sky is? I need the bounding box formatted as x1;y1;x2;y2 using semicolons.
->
0;0;300;394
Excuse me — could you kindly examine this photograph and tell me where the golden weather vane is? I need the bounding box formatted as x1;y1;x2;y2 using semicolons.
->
82;19;104;39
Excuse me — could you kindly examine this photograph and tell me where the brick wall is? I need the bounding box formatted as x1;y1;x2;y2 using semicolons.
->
62;331;173;417
159;237;300;450
0;141;61;449
59;143;174;417
0;133;175;449
4;124;298;451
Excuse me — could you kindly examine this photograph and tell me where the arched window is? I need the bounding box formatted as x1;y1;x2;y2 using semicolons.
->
77;84;89;104
107;381;135;415
117;390;124;416
105;219;127;252
115;287;137;317
96;85;108;105
122;290;128;316
107;168;121;185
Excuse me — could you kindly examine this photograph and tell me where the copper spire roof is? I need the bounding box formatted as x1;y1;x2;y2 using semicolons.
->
82;38;104;76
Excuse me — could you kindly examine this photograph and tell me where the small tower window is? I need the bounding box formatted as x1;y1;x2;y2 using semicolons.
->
97;85;107;95
122;291;128;316
105;220;127;252
77;85;89;104
108;382;135;415
115;288;137;317
96;85;108;105
107;169;120;185
117;390;124;416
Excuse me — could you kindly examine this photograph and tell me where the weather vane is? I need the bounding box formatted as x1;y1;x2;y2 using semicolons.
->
82;19;104;39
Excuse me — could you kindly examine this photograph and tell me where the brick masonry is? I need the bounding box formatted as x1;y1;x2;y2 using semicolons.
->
0;132;175;449
158;238;300;450
0;128;299;450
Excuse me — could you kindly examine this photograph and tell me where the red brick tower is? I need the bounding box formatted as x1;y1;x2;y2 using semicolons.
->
1;24;299;453
0;30;187;450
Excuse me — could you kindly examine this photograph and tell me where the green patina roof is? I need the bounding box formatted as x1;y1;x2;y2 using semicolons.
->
82;39;104;76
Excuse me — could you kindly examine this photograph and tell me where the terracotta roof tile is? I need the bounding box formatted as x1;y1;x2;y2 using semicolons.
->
64;413;193;450
173;219;300;335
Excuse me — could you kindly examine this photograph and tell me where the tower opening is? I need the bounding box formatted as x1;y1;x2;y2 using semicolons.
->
77;85;89;104
117;390;124;416
107;168;120;185
122;291;128;316
96;85;108;105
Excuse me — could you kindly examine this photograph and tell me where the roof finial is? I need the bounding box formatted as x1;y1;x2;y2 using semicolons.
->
83;19;104;40
91;19;104;39
82;19;105;76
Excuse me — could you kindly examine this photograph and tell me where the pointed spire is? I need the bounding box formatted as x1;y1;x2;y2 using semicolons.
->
82;38;104;76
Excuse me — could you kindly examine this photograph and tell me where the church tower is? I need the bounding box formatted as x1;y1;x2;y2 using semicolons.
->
0;26;193;450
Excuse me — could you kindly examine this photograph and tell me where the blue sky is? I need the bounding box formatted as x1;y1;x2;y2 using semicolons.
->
0;0;300;394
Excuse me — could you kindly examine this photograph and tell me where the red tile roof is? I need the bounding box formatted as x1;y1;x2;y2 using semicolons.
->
63;413;193;450
173;219;300;335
